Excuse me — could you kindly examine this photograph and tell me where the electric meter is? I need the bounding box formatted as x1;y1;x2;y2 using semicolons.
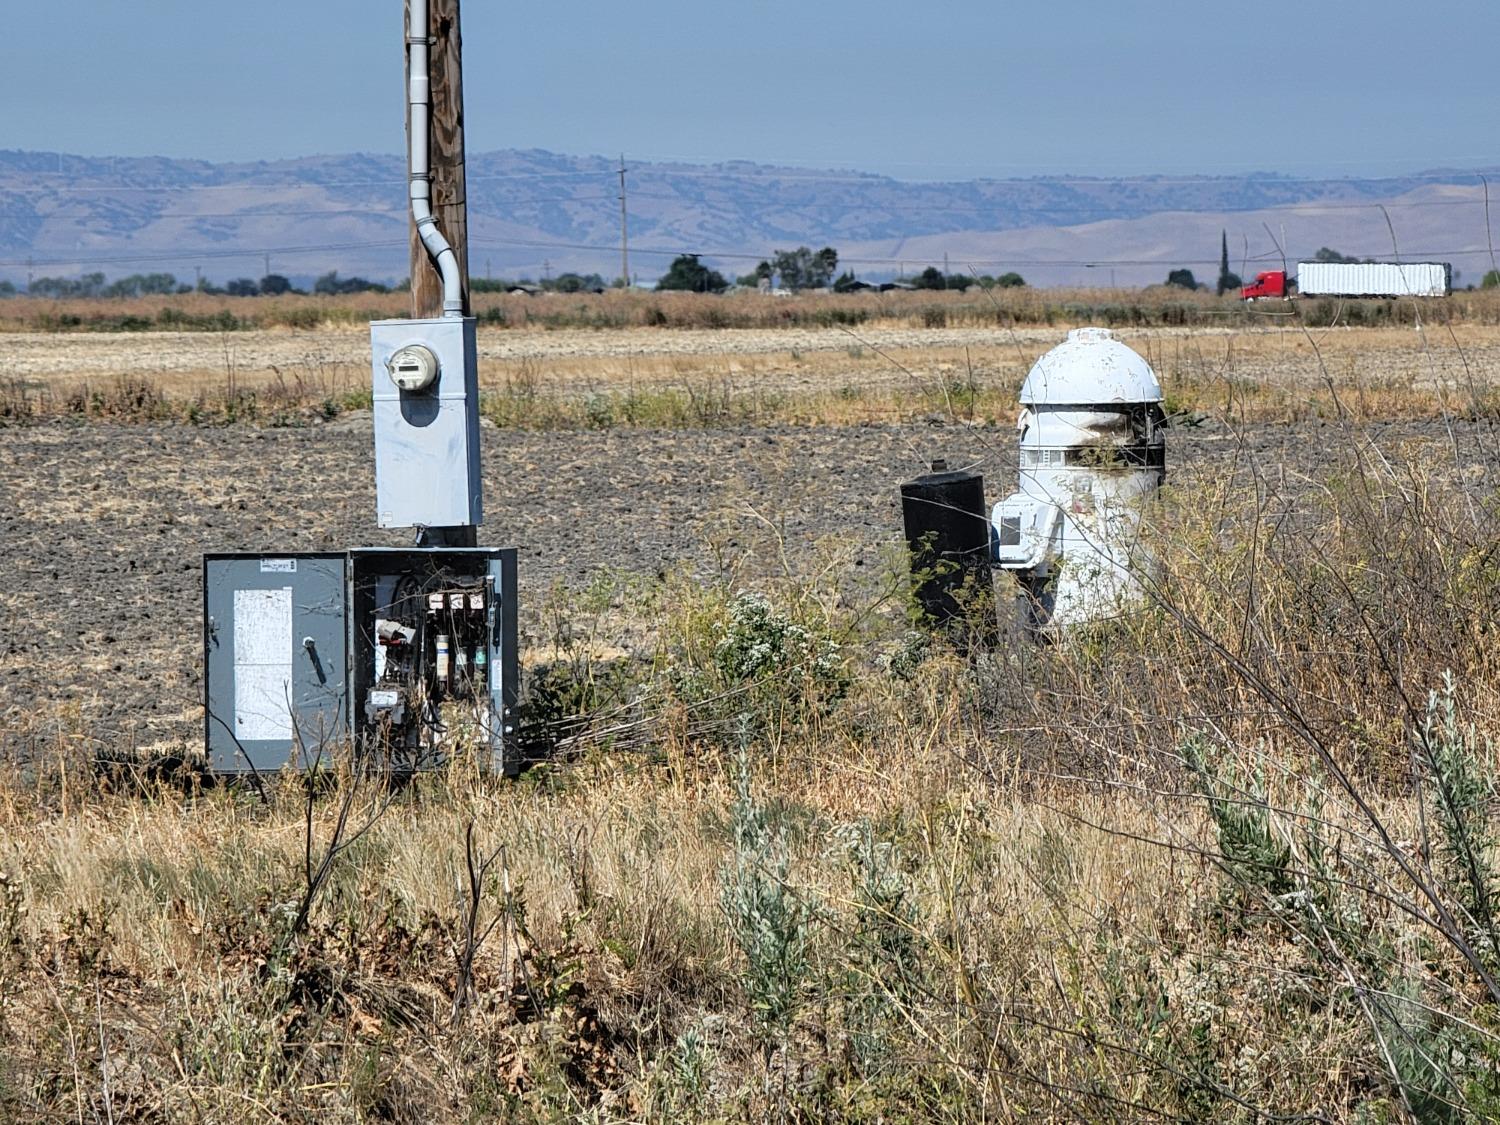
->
386;344;439;392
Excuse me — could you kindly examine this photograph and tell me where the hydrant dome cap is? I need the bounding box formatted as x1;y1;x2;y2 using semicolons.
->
1019;327;1163;405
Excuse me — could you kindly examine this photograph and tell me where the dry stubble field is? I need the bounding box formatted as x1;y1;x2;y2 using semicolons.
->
2;315;1500;1120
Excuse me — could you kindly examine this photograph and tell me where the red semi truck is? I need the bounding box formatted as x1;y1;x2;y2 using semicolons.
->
1241;262;1452;300
1241;270;1289;299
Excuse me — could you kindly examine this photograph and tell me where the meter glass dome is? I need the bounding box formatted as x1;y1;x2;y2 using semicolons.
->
387;344;439;392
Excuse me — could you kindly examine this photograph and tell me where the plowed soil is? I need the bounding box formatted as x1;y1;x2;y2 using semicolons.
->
1;410;1493;754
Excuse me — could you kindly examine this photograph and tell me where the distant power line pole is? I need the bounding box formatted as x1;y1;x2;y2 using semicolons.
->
263;252;271;278
618;154;629;287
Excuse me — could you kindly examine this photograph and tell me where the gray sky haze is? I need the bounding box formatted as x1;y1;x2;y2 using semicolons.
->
3;1;1494;179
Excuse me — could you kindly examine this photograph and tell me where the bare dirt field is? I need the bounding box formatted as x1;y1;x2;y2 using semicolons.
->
2;407;1492;754
5;322;1500;755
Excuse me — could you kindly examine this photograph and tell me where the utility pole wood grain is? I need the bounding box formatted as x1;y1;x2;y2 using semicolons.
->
405;0;470;319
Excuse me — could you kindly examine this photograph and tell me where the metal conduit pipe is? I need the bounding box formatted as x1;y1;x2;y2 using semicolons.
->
407;0;464;316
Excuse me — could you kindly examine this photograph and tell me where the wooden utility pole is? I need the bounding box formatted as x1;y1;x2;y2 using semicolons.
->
617;155;629;288
405;0;470;319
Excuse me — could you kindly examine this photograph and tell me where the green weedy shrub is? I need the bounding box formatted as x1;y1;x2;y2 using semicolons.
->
0;870;23;995
157;307;245;331
1423;672;1500;959
583;393;616;429
1182;736;1293;900
712;593;841;688
1183;689;1500;1119
650;1025;714;1118
668;590;848;745
836;820;922;1076
809;307;868;328
879;630;932;682
720;748;813;1063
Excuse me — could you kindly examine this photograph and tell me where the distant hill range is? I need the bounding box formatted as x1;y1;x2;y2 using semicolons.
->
2;148;1498;289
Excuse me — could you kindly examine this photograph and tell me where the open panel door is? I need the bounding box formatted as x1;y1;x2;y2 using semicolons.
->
487;548;521;776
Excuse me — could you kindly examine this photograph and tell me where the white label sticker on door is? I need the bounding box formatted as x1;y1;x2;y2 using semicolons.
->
233;587;293;741
259;558;297;573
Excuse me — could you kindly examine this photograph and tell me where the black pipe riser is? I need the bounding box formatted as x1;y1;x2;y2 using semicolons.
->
900;469;990;622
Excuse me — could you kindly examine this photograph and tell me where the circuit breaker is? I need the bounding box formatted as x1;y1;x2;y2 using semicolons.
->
370;316;482;530
204;547;518;776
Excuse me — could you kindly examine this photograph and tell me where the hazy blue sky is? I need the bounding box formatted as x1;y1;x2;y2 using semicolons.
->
4;1;1494;179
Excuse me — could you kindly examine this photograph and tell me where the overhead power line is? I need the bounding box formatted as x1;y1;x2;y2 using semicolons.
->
468;235;1498;270
100;194;617;221
9;233;1499;273
0;239;410;269
8;191;1489;234
0;169;625;195
6;165;1499;196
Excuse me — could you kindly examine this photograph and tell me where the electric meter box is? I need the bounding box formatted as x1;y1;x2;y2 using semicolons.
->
370;317;483;530
204;547;519;777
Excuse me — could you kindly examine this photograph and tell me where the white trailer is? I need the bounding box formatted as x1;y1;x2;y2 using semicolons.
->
1296;261;1451;298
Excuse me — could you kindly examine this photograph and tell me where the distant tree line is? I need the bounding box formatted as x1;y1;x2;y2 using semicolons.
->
1216;230;1242;295
3;270;413;299
472;272;610;294
905;266;1025;291
738;247;841;291
308;271;396;296
653;246;1027;294
1311;246;1372;265
26;272;187;298
659;255;729;293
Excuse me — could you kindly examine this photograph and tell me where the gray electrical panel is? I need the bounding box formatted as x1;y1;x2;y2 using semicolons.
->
201;11;529;781
370;316;482;530
204;554;348;774
205;547;518;777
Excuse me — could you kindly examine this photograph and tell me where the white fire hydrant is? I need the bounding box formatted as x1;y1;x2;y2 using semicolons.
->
990;327;1165;630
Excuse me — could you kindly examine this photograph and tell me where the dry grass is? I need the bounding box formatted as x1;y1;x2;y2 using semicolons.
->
0;739;1210;1120
5;397;1500;1119
5;319;1500;430
5;311;1500;1117
9;285;1500;337
0;286;1205;335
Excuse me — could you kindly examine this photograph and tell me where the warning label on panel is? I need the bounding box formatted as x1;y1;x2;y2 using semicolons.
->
259;558;297;573
233;586;294;741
